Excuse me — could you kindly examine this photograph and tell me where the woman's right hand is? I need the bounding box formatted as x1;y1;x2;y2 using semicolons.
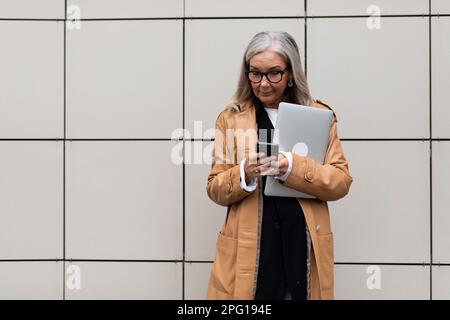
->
244;152;277;184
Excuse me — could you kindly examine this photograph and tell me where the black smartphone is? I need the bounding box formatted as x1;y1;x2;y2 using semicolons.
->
257;141;279;158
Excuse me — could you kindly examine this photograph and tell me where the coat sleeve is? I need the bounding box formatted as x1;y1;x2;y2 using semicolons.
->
206;112;256;207
280;115;353;202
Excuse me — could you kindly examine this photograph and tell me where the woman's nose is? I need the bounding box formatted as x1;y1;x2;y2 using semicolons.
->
260;77;270;87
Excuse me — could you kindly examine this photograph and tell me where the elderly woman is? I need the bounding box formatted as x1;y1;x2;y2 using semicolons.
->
206;31;352;300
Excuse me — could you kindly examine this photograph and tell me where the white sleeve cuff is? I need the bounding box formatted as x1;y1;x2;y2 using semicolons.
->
275;151;293;182
240;158;257;192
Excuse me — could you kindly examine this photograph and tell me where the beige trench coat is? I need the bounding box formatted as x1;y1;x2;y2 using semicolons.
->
206;100;353;300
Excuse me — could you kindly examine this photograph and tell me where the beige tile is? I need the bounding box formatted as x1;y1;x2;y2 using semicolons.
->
432;17;450;138
431;0;450;14
67;20;182;139
0;21;63;138
67;0;183;19
65;141;182;260
185;141;227;261
335;264;430;300
0;141;63;259
0;0;64;18
308;0;428;16
432;266;450;300
65;262;182;299
186;0;304;17
308;17;429;139
0;262;63;300
185;263;212;300
432;141;450;263
330;141;430;263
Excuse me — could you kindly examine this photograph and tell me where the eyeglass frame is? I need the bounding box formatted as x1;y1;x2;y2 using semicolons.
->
245;68;288;84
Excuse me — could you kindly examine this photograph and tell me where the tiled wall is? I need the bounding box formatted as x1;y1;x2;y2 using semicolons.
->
0;0;448;300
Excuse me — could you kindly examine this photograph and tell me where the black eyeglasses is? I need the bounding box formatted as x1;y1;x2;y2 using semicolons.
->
245;68;287;84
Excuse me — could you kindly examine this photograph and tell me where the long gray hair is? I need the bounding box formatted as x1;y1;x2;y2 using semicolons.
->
227;31;313;112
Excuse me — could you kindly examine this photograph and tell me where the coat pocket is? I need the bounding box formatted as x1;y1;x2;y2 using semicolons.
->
317;232;334;292
210;232;238;296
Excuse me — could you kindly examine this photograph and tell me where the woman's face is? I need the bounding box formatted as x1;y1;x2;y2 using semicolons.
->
248;50;292;109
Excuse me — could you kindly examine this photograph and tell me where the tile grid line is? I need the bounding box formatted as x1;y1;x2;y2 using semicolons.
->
1;138;450;141
304;0;307;78
182;0;186;301
428;0;433;301
63;0;67;301
0;259;448;266
0;138;449;141
2;14;450;21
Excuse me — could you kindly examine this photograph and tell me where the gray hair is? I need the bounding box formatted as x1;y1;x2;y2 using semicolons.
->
227;31;312;112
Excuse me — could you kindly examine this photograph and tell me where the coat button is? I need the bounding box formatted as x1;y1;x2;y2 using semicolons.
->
274;222;280;230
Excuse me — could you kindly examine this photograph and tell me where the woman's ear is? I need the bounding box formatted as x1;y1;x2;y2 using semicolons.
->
287;69;294;82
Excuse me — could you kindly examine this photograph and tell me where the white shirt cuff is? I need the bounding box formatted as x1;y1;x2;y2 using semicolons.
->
240;158;257;192
275;151;293;182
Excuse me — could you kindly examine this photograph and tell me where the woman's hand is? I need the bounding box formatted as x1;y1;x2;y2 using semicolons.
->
274;153;288;177
244;152;289;182
259;153;289;177
243;152;276;184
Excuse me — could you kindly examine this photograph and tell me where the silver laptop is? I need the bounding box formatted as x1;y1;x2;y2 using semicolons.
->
264;102;333;198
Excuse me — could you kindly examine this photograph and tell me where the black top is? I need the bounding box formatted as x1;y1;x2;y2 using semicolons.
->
254;105;308;300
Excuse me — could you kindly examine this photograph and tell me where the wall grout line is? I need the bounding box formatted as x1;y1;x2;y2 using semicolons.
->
63;0;67;301
2;14;450;22
182;0;186;300
428;0;433;301
2;138;449;142
304;0;307;78
2;259;449;265
1;138;450;142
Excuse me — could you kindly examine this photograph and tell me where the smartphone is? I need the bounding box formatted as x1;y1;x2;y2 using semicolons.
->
257;141;279;158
